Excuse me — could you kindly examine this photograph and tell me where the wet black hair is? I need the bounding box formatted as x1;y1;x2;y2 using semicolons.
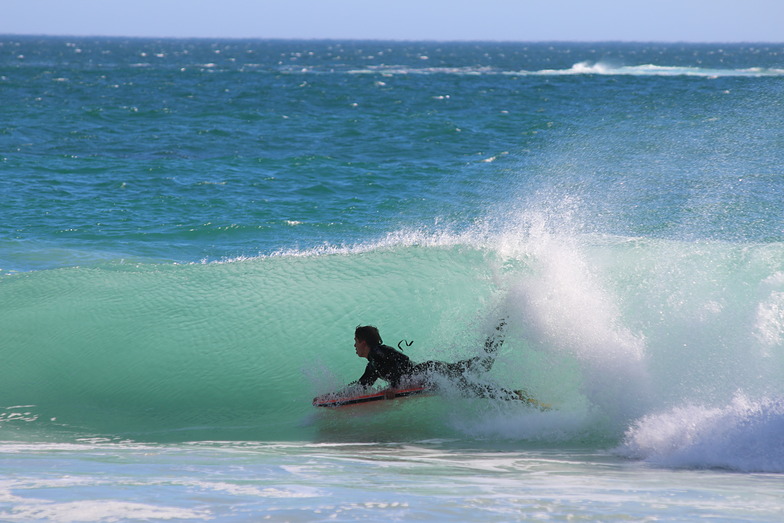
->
355;325;382;347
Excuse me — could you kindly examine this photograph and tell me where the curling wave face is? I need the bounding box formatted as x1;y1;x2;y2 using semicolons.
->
2;227;784;468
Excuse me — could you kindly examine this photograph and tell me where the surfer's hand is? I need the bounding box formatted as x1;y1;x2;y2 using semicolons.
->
383;389;395;400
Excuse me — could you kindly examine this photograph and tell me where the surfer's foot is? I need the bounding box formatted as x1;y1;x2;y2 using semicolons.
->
513;389;552;411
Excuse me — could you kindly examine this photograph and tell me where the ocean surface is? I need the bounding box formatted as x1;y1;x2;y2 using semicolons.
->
2;37;784;521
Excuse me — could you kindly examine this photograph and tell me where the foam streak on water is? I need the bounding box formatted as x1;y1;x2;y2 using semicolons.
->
1;441;783;521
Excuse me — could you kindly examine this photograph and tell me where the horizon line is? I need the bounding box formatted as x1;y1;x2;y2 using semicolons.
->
2;33;783;46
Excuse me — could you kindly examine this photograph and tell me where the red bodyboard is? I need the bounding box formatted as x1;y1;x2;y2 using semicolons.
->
313;386;431;408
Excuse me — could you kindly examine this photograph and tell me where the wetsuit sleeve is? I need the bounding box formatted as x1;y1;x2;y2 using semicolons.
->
355;362;379;388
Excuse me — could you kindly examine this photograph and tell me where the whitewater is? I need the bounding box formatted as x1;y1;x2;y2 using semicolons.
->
2;38;784;521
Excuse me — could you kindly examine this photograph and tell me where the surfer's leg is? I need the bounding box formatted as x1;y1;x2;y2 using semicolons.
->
456;319;507;373
485;318;507;369
447;380;550;409
411;361;453;387
416;360;517;401
484;318;506;356
411;366;486;397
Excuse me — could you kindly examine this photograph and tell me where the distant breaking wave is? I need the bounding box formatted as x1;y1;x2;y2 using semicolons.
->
531;61;784;77
338;62;784;77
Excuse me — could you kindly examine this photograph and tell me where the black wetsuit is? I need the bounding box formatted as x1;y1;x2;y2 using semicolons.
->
356;344;414;388
355;339;499;390
353;323;515;399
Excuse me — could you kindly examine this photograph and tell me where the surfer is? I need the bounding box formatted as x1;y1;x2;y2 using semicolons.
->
350;321;526;401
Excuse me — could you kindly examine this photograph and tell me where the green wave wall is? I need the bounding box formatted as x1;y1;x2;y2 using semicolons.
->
3;236;784;444
0;244;502;441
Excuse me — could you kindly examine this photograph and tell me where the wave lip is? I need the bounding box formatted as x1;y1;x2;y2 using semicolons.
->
617;393;784;472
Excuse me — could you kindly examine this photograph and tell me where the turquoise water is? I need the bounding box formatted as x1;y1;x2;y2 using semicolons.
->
2;37;784;521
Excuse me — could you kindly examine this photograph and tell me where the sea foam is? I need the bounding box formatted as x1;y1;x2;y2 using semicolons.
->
617;393;784;472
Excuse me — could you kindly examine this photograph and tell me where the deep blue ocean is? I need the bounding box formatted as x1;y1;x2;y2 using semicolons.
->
2;37;784;521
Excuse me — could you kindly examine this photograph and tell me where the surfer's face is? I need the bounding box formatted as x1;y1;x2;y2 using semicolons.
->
354;337;370;358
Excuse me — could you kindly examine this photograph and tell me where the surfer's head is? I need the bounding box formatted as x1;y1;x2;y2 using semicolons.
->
355;325;382;347
354;325;381;358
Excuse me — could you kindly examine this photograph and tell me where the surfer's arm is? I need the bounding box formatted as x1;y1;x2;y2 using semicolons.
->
313;380;367;403
354;362;379;388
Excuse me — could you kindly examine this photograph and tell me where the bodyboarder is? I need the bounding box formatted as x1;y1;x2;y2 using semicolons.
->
348;321;537;403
